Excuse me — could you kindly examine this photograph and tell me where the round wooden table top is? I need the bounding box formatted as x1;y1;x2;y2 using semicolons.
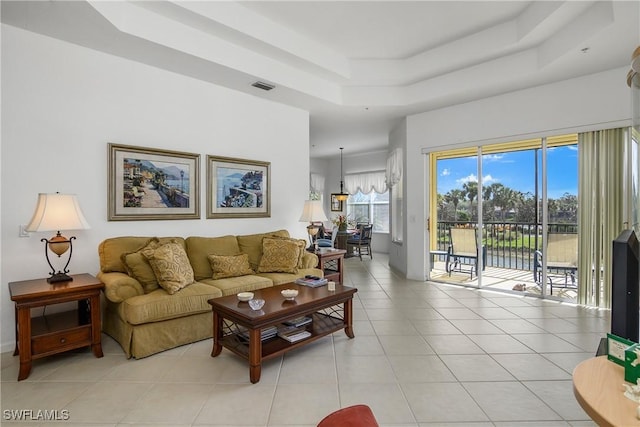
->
573;356;640;427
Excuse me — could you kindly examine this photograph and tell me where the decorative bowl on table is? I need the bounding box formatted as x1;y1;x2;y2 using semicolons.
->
237;292;254;302
281;289;299;300
248;298;265;311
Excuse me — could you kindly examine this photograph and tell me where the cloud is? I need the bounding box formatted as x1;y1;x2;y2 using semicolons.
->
457;174;477;184
483;154;503;162
441;168;450;176
456;174;497;185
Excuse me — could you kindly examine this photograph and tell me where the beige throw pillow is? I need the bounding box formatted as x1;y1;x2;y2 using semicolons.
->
121;237;161;293
208;253;255;279
270;236;307;268
257;237;301;274
142;242;194;295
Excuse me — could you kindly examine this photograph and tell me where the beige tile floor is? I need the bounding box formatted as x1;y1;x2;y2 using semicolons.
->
1;254;604;426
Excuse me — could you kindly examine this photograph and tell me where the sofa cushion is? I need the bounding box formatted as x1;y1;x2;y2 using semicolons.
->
199;275;273;296
120;282;223;325
257;237;301;274
237;230;290;271
121;238;161;293
256;267;324;286
208;253;255;279
185;235;241;281
142;242;194;295
99;236;185;273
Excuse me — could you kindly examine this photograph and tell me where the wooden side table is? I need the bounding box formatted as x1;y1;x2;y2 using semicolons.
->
311;248;347;284
573;355;640;426
9;273;104;381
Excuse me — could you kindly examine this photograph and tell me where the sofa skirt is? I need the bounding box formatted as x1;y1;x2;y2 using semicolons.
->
103;302;213;359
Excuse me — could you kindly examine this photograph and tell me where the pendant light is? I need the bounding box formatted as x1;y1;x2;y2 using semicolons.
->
335;147;349;201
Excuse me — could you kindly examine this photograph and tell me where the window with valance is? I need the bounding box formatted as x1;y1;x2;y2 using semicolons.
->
344;171;387;195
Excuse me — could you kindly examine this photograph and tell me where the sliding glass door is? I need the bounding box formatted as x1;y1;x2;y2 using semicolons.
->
429;135;579;301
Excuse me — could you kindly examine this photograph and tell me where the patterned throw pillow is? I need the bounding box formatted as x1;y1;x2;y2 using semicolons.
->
208;253;255;279
142;242;194;295
269;236;307;268
257;237;301;274
121;238;161;293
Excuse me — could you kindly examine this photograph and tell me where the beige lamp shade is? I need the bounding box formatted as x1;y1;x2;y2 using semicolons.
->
26;193;91;233
25;193;90;283
299;200;328;223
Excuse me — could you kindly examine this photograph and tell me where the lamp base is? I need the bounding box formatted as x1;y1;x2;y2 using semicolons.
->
47;272;73;283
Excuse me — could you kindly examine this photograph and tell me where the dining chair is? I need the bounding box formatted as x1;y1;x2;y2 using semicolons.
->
346;224;373;260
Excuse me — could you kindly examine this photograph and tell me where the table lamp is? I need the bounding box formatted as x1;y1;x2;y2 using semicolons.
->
299;200;328;250
25;193;91;283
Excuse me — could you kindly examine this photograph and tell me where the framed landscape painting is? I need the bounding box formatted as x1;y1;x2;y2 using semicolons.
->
207;155;270;218
108;143;200;221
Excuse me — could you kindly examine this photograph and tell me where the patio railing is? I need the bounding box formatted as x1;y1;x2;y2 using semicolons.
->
435;221;578;271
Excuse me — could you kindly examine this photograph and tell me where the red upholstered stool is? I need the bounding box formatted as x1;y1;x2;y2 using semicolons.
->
317;404;379;427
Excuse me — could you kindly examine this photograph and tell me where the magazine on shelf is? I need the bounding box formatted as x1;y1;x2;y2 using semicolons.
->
238;325;278;342
277;326;311;343
283;316;312;327
295;277;328;287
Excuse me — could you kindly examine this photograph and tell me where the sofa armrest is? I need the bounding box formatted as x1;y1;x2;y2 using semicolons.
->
301;252;319;269
97;271;144;303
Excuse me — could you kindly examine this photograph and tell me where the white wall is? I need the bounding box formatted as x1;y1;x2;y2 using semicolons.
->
0;25;310;352
404;67;632;280
388;119;407;275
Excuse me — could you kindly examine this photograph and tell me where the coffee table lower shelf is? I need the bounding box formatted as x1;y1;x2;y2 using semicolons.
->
222;312;345;360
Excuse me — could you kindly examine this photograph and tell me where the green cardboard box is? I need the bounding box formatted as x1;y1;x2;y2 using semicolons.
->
625;343;640;384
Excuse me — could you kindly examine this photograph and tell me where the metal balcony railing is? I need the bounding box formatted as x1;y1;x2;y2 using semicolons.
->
434;221;578;271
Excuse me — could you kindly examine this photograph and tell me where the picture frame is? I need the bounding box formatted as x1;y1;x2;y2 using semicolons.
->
108;143;200;221
330;193;344;212
207;155;270;218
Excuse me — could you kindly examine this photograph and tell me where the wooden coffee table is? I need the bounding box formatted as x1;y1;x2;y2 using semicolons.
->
208;282;357;383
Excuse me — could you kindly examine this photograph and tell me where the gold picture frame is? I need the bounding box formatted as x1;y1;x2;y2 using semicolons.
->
108;143;200;221
207;155;270;218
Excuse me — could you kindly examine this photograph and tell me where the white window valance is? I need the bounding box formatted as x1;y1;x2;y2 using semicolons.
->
345;171;387;194
386;147;403;188
310;173;325;193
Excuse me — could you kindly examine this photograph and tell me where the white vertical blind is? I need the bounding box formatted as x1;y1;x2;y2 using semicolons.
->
578;127;628;308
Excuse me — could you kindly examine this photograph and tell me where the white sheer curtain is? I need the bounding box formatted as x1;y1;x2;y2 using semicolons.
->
386;147;403;188
345;171;387;194
310;173;325;194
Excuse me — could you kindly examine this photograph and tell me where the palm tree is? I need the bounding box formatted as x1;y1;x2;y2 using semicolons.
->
463;181;478;220
437;193;445;220
444;189;465;222
483;182;504;221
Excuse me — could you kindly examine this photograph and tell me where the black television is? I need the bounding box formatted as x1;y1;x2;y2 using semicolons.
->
611;229;640;342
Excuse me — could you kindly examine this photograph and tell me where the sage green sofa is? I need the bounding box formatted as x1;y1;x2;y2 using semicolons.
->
97;230;321;359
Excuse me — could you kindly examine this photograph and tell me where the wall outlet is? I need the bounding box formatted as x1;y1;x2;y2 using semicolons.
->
19;225;30;237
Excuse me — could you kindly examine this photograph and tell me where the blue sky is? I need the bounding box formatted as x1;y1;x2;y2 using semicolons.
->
437;145;578;200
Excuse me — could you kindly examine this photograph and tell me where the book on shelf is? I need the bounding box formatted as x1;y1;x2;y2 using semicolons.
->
295;277;328;287
238;325;278;342
277;326;311;343
283;316;312;327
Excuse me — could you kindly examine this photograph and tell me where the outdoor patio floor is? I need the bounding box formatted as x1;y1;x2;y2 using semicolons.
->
430;262;578;303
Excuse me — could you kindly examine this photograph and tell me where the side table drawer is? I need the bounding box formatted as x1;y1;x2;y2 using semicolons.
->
31;325;91;356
